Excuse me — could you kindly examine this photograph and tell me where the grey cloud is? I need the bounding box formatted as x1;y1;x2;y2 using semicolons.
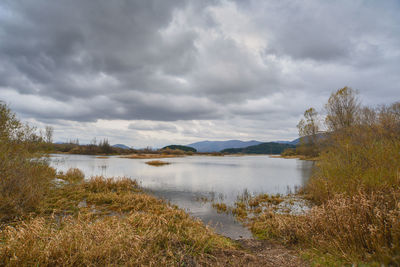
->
128;121;178;132
0;0;399;145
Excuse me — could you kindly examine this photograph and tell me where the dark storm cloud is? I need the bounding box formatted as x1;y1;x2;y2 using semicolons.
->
0;0;399;144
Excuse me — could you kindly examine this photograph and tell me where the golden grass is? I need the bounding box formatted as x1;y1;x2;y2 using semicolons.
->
212;203;228;213
249;190;400;265
145;160;171;166
0;175;240;266
57;168;85;183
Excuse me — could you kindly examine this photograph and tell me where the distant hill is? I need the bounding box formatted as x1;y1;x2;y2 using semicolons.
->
112;144;131;150
221;142;296;154
274;138;300;145
187;140;262;152
289;137;301;145
162;145;197;152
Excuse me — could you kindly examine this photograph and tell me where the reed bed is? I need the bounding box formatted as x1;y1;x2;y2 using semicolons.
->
0;174;239;266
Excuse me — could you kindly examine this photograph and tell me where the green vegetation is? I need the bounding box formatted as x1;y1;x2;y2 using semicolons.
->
162;145;197;152
246;87;400;265
221;142;295;154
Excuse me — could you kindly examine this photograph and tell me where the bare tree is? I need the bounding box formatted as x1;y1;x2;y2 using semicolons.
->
325;87;360;131
378;102;400;134
358;106;377;127
297;107;319;138
45;126;54;143
297;107;320;156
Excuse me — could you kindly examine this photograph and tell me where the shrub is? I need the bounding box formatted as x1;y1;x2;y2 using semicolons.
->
0;102;55;222
250;190;400;265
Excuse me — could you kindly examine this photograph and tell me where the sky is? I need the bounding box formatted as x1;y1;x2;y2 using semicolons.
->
0;0;399;148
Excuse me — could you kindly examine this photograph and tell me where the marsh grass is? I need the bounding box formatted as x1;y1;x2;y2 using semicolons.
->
57;168;85;183
1;175;241;266
145;160;171;166
249;190;400;265
212;203;228;213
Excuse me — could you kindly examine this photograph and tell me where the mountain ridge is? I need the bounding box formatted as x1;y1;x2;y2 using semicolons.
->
187;140;263;152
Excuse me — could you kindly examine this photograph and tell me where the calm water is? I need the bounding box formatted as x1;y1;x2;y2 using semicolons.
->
50;154;313;239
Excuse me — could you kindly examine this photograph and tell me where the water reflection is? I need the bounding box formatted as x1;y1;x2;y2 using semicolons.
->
50;154;313;239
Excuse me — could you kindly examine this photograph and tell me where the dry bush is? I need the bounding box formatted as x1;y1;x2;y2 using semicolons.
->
306;125;400;204
250;190;400;265
0;157;55;222
268;91;400;264
0;102;55;222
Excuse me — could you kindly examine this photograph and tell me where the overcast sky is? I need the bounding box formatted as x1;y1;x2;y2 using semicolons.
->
0;0;399;147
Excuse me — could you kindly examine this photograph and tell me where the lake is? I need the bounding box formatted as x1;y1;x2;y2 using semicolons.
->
50;154;313;239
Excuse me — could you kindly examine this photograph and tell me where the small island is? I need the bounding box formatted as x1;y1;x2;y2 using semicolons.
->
145;160;171;166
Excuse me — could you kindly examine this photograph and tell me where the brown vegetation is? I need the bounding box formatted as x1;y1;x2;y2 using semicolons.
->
52;138;133;155
252;87;400;265
0;102;55;222
1;176;240;266
145;160;171;166
0;101;308;266
212;203;229;213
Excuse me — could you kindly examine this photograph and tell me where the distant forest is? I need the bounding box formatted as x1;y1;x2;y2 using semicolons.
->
221;142;295;154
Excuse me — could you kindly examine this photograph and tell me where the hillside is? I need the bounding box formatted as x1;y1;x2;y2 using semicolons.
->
221;142;296;154
187;140;262;152
162;145;197;152
112;144;131;150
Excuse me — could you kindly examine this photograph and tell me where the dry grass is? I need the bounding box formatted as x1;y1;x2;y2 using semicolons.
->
57;168;85;183
145;160;171;166
212;203;228;213
0;176;239;266
248;194;284;207
249;190;400;265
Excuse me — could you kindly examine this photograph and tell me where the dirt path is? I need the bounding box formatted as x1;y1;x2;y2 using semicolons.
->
206;239;307;266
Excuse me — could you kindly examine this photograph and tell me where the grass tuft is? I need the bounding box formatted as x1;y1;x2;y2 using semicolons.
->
145;160;171;166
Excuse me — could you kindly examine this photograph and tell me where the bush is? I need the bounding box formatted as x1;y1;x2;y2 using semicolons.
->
307;124;400;204
252;91;400;264
0;102;55;222
281;148;297;156
250;190;400;265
